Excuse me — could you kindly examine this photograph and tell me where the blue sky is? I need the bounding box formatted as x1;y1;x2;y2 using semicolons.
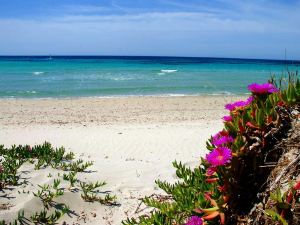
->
0;0;300;59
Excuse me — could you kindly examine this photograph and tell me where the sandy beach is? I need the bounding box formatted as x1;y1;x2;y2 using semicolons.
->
0;95;242;224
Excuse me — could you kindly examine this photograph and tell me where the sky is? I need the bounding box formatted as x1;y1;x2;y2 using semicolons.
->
0;0;300;59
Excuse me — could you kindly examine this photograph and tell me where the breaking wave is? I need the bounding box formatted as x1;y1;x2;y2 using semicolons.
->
161;69;178;73
32;71;44;75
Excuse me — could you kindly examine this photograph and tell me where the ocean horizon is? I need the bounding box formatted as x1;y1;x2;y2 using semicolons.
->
0;56;299;98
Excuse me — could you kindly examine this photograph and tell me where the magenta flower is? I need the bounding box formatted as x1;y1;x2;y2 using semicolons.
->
213;136;234;146
206;167;217;176
248;83;279;94
212;131;234;146
224;102;236;111
225;96;253;111
185;216;203;225
206;147;232;166
246;96;254;103
223;115;232;122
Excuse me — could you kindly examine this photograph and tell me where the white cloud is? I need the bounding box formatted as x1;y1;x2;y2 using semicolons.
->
0;8;299;58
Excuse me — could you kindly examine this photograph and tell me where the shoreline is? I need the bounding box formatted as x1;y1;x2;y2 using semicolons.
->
0;95;244;127
0;93;248;101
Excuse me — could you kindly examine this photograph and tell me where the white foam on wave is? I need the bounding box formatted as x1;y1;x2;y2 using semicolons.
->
32;71;44;75
210;91;234;96
26;91;37;94
110;77;134;81
165;94;186;97
161;69;178;73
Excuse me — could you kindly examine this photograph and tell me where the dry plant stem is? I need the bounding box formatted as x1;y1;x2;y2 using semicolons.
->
269;153;300;191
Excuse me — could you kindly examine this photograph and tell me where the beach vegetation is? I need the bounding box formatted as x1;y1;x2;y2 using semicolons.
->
30;206;70;225
63;171;78;188
0;211;27;225
80;181;117;205
59;159;93;172
33;179;64;209
123;73;300;225
0;142;117;224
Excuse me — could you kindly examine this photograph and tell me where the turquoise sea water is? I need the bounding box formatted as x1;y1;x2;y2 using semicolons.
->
0;56;299;98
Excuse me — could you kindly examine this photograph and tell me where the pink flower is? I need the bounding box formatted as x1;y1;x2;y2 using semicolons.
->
213;136;234;146
248;83;279;94
212;131;234;146
206;167;217;176
212;130;228;139
206;147;232;166
223;115;232;122
225;96;253;111
224;103;236;111
185;216;203;225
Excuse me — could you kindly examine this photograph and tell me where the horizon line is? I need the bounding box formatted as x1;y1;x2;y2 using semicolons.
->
0;55;299;62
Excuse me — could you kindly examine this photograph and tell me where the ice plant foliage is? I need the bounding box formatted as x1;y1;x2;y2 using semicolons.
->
123;75;300;225
225;96;253;111
185;216;203;225
206;147;232;166
248;82;279;94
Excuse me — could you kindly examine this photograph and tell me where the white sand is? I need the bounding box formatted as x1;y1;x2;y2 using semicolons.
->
0;96;242;224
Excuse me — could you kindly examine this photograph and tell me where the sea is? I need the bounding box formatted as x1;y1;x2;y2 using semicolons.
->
0;56;299;98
